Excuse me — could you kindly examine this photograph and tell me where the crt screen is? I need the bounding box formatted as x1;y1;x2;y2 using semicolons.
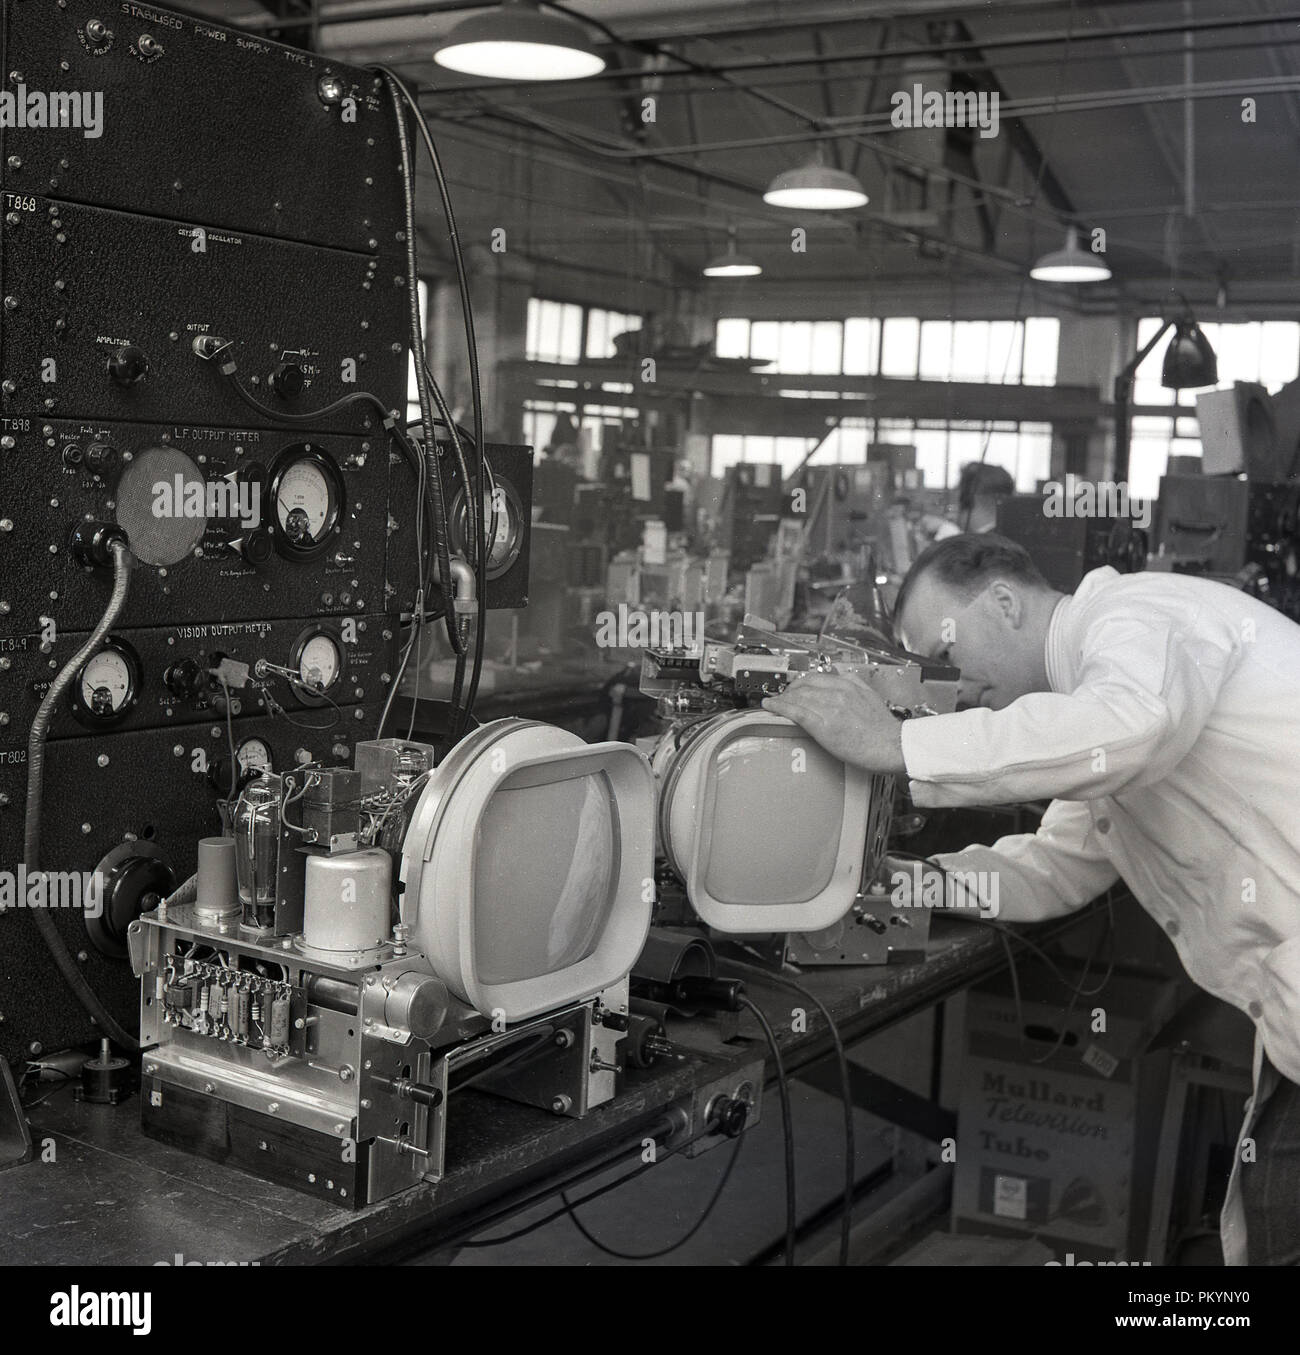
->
473;773;617;985
701;734;847;906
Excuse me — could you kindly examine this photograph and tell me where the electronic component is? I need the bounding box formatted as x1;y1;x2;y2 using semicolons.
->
641;614;959;714
997;494;1149;591
75;1039;131;1106
641;616;958;961
128;719;653;1206
71;638;142;726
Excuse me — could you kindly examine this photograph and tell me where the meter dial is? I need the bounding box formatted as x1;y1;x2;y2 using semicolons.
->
235;737;273;777
289;625;345;706
268;444;345;560
448;469;525;581
72;638;141;726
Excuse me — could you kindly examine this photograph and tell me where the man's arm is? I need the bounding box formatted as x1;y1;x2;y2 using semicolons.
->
912;607;1237;805
927;798;1121;923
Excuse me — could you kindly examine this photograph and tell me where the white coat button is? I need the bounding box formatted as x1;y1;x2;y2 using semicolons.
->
1249;1000;1263;1019
1165;919;1180;937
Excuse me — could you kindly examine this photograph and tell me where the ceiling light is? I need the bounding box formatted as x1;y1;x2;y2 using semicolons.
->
434;1;606;81
703;230;762;278
1030;226;1112;282
763;155;868;210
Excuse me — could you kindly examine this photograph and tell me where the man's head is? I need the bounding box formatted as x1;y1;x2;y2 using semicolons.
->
893;533;1062;710
957;462;1015;533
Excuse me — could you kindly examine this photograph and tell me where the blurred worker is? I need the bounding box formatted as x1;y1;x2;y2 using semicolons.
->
765;533;1300;1266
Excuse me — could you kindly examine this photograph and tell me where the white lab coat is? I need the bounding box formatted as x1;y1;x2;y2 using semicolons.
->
900;566;1300;1265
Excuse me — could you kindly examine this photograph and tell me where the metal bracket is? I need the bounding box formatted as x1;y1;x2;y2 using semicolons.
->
0;1059;34;1171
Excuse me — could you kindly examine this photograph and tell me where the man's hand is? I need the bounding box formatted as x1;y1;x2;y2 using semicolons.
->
881;854;946;909
761;671;907;774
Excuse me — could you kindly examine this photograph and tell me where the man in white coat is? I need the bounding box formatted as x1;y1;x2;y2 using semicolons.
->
764;532;1300;1265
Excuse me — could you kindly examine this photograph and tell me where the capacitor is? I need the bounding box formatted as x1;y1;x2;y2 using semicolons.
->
234;987;250;1039
268;995;291;1047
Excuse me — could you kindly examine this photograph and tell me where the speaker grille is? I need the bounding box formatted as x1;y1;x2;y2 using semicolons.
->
114;447;208;566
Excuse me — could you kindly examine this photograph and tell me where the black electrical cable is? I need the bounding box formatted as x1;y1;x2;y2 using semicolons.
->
24;539;139;1051
380;72;463;668
737;994;797;1266
887;847;1119;998
560;1129;745;1261
202;348;393;429
462;1159;659;1248
725;963;853;1266
376;67;488;740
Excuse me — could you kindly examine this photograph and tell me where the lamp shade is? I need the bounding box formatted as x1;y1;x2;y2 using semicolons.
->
1030;226;1111;282
763;161;868;210
703;230;761;277
1161;321;1218;389
435;1;606;81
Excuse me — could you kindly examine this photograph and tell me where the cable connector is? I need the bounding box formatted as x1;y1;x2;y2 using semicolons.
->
211;657;251;689
671;976;747;1013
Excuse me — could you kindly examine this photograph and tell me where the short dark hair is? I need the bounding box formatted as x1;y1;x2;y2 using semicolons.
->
892;533;1049;642
957;462;1015;512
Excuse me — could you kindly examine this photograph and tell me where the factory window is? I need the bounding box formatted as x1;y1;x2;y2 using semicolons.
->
526;297;643;364
523;399;641;459
711;418;1051;492
1128;319;1300;500
715;316;1058;385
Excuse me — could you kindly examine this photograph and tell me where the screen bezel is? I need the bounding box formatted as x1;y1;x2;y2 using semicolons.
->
668;711;873;933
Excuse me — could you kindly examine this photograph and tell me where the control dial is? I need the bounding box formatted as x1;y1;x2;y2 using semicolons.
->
163;656;205;701
270;362;306;400
107;345;149;387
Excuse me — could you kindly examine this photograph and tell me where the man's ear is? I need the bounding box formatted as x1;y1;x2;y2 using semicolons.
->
988;580;1025;627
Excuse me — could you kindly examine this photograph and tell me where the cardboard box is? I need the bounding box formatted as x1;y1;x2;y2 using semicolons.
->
951;965;1176;1263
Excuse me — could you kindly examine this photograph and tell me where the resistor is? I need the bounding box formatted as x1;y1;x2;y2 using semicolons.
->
234;987;250;1040
268;995;291;1048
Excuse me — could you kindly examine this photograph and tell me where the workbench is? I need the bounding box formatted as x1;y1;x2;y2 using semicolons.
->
0;910;1097;1266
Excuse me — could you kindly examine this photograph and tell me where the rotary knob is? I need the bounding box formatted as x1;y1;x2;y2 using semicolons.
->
84;442;119;473
242;527;274;566
107;345;149;387
163;657;204;700
269;362;305;400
